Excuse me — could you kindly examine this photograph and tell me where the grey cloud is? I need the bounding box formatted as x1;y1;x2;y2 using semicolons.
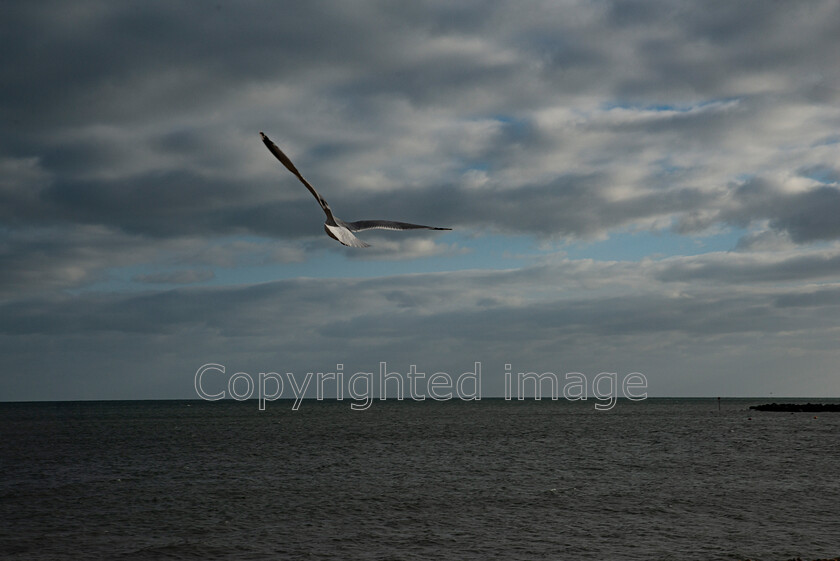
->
4;0;840;399
0;226;161;300
316;289;813;346
3;261;839;399
1;260;832;341
768;186;840;243
0;166;318;239
133;269;215;285
733;229;794;253
703;177;840;244
3;0;840;258
607;1;840;101
775;286;840;308
1;152;706;245
656;249;840;284
338;175;711;240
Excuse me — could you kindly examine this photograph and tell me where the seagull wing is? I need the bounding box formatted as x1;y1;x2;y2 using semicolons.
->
344;220;452;233
325;224;371;248
260;132;330;212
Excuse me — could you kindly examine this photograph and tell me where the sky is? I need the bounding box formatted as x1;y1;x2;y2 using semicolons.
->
2;0;840;401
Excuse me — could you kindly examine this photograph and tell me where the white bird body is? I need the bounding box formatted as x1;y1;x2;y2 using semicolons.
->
260;132;451;247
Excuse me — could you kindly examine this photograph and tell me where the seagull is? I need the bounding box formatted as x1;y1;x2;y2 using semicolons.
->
260;132;451;248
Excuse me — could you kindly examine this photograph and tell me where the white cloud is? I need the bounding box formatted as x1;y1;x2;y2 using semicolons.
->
348;238;468;261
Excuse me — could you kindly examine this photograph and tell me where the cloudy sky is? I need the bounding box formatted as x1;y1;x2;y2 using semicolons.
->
2;0;840;401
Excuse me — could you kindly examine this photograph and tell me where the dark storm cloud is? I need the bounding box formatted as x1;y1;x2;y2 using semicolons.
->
0;2;386;128
2;0;838;236
3;0;840;260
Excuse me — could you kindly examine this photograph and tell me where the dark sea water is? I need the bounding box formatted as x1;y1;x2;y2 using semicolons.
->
1;398;838;560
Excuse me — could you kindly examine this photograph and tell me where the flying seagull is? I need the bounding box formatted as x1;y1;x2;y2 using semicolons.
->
260;132;451;248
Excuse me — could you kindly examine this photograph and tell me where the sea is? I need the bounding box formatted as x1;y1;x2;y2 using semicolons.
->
1;398;838;561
